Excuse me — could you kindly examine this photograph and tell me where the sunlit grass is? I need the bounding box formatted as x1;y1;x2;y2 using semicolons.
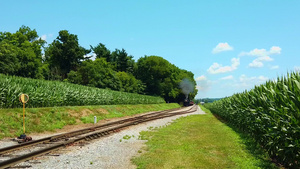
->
204;71;300;167
0;103;180;139
132;105;278;169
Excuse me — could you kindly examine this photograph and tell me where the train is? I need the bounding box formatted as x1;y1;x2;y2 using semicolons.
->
183;98;194;106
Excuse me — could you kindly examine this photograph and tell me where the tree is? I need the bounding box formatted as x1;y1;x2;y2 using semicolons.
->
45;30;90;80
67;58;121;90
116;71;145;94
111;48;134;74
135;55;198;102
135;55;172;96
0;41;19;75
91;43;111;62
0;26;45;78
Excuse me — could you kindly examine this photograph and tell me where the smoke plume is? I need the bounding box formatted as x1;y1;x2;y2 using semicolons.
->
179;78;194;99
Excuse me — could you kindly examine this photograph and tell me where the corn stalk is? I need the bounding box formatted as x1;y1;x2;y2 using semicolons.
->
204;71;300;168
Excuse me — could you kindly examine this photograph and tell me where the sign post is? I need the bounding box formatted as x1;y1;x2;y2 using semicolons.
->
19;94;29;134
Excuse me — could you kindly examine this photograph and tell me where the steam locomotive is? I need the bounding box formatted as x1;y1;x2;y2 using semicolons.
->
183;98;194;106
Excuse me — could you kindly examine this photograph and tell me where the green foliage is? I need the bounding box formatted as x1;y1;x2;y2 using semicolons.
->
116;71;145;94
204;71;300;168
44;30;90;79
0;42;19;75
135;55;171;96
68;58;121;90
66;58;145;94
0;73;165;108
66;70;82;84
135;55;197;102
0;25;45;79
122;135;132;140
0;26;198;102
195;98;222;104
91;44;135;74
91;43;111;62
111;48;135;73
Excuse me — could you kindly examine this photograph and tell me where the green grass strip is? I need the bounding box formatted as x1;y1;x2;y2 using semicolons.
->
132;105;278;169
0;103;180;139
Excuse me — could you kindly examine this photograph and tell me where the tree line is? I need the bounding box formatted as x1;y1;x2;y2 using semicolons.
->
0;25;198;103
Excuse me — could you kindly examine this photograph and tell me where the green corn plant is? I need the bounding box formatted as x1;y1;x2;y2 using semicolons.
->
0;74;165;108
204;71;300;168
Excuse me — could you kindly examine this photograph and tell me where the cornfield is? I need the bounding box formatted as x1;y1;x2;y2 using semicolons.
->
0;74;165;108
204;71;300;168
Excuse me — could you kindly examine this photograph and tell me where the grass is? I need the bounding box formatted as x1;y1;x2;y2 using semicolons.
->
79;104;180;123
0;103;180;139
132;105;278;169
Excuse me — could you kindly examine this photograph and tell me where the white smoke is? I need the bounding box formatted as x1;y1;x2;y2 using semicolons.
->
179;78;194;99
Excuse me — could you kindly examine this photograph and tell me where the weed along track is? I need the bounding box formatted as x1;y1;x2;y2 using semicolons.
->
0;105;197;169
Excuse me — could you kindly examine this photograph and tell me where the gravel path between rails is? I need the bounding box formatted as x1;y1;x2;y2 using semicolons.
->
2;106;205;169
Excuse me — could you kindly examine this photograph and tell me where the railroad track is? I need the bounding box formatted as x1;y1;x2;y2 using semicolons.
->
0;105;198;169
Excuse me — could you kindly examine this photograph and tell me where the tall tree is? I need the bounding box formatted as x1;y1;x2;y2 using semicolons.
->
135;55;172;96
0;41;19;75
91;43;111;62
135;55;197;102
45;30;90;80
111;48;134;74
67;58;121;90
116;71;145;94
0;26;45;78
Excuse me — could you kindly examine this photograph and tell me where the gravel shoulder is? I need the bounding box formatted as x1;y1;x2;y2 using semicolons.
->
1;106;205;169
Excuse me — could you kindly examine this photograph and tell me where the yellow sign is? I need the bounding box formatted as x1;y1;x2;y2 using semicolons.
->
19;94;29;134
19;94;29;103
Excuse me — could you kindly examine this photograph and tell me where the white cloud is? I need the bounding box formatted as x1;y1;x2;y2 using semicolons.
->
41;35;47;41
258;75;269;82
295;66;300;71
196;79;213;92
39;34;53;42
195;75;215;92
270;65;279;70
197;85;207;91
239;48;268;57
257;56;273;62
249;59;263;68
269;46;281;54
196;75;207;81
249;55;275;68
249;56;274;68
220;75;234;80
207;57;240;74
85;53;97;60
235;74;269;88
212;42;233;54
239;46;281;68
231;57;240;67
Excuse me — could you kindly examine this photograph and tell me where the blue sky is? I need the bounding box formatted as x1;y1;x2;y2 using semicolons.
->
1;0;299;98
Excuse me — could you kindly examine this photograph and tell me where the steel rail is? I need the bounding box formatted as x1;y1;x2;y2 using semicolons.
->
0;106;191;155
0;105;197;169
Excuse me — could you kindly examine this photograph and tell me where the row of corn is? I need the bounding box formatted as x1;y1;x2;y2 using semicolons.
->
204;71;300;168
0;74;165;108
